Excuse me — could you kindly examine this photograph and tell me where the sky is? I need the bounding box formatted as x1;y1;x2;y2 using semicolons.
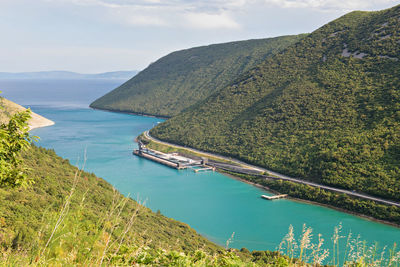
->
0;0;398;73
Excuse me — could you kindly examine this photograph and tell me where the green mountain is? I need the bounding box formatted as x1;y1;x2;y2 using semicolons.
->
152;5;400;202
90;35;305;117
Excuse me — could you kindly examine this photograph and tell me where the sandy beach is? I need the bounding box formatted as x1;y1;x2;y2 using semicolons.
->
0;97;55;130
28;111;55;131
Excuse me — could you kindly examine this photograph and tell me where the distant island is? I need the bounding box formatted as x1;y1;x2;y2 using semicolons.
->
0;70;138;80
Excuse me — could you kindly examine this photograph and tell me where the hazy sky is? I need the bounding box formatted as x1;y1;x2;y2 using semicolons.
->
0;0;398;73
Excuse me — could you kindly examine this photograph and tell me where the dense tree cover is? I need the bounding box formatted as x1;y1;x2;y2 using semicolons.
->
90;35;305;117
0;109;34;188
0;95;36;188
152;5;400;202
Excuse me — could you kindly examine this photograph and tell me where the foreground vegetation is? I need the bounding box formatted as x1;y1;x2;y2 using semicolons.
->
1;101;399;266
0;102;290;265
0;145;293;266
2;169;399;266
90;35;305;117
152;5;400;203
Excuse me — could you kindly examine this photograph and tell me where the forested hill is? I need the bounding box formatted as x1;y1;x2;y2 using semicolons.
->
90;35;305;117
152;5;400;202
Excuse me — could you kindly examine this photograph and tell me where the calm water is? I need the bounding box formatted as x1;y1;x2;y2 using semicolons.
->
0;79;124;108
1;79;399;263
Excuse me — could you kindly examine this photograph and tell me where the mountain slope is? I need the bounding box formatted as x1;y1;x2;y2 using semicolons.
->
152;5;400;201
90;35;305;117
0;97;54;130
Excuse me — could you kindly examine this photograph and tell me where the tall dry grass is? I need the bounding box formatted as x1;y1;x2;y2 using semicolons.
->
278;223;399;267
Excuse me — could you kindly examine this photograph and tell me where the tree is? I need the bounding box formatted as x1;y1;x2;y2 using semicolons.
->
0;107;35;188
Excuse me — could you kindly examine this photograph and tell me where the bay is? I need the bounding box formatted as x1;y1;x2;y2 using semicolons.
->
1;79;399;263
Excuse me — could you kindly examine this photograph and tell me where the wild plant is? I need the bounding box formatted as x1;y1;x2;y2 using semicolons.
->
279;223;400;267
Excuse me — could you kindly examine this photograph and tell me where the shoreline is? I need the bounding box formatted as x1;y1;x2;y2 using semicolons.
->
89;106;171;119
139;132;400;228
28;111;55;131
90;108;400;228
221;171;400;229
0;97;55;131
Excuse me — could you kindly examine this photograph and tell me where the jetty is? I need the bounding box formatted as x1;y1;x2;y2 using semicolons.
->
133;141;209;170
261;194;287;200
187;166;216;173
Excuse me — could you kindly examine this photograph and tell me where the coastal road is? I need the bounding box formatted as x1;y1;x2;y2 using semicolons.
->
143;130;400;208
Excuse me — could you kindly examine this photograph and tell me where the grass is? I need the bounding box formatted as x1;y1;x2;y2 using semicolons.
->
3;187;399;267
1;148;399;266
278;223;399;266
0;164;277;266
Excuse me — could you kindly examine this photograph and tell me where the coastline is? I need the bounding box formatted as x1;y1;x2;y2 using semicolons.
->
139;131;400;228
28;111;55;131
89;106;171;119
87;107;400;228
0;97;55;131
222;171;400;229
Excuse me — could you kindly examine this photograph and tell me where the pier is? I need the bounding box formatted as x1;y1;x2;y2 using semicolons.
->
261;194;287;200
133;141;205;170
133;149;188;169
187;166;216;172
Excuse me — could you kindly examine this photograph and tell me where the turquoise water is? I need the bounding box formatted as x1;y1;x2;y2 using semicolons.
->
30;106;400;257
2;78;398;263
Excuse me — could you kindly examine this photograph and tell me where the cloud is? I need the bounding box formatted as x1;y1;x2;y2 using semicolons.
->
183;12;240;29
261;0;400;12
44;0;400;30
43;0;244;29
125;14;168;26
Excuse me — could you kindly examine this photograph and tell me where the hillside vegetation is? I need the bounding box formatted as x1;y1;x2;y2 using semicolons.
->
0;100;293;266
152;5;400;202
0;145;221;253
2;148;396;266
90;35;305;117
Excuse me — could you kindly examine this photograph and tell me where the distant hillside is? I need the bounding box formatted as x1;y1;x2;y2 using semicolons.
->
90;35;305;117
0;70;138;80
152;5;400;202
0;97;54;130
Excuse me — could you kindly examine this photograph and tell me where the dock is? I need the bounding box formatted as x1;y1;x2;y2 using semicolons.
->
133;140;206;170
133;149;188;169
188;166;215;173
261;194;287;200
